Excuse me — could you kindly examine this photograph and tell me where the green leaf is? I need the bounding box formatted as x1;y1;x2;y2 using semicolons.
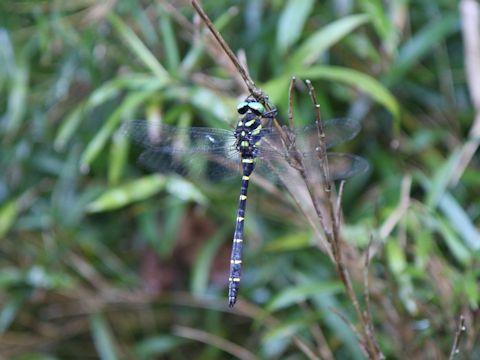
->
0;292;25;334
263;231;311;252
54;104;85;151
386;238;406;275
86;175;168;213
262;319;305;357
55;74;165;151
386;13;459;85
463;272;479;310
158;6;180;73
80;90;157;171
359;0;392;41
426;149;462;208
261;76;293;106
134;335;187;359
287;14;370;69
109;13;170;81
266;281;342;311
191;227;229;296
164;177;207;205
435;217;472;265
276;0;314;54
439;194;480;250
108;128;129;185
0;199;19;238
298;66;400;119
4;53;29;137
90;313;119;360
86;175;207;213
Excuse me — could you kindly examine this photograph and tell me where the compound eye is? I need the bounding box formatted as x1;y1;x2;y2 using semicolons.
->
237;101;249;114
248;102;265;114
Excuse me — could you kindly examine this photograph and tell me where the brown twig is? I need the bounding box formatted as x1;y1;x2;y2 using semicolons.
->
448;314;466;359
172;325;257;360
191;0;271;107
304;80;385;360
288;76;296;129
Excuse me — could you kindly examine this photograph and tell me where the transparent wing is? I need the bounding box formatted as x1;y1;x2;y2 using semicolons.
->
257;152;369;182
137;147;241;181
256;118;361;156
125;120;241;180
125;120;236;153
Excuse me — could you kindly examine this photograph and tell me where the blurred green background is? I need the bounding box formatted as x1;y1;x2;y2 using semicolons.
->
0;0;479;359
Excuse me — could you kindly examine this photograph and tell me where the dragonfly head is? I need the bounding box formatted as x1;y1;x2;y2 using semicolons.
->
237;97;265;116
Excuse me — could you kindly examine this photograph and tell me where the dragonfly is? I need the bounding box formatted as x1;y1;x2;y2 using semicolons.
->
125;97;368;307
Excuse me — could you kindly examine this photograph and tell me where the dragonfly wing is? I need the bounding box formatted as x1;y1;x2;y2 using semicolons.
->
256;118;361;155
305;153;369;181
125;120;241;180
125;120;235;152
137;146;241;181
256;152;368;182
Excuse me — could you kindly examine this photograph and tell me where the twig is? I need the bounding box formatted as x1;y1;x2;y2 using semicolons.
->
172;325;257;360
304;81;384;359
191;0;270;106
291;337;322;360
305;80;331;193
288;76;296;129
336;180;345;224
374;174;411;256
362;238;383;358
448;314;466;360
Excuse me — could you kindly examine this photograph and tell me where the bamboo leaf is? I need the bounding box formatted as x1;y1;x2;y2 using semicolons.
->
276;0;315;54
267;281;342;311
90;313;119;360
386;13;459;85
109;13;170;81
79;90;156;172
86;175;167;213
0;199;19;238
287;14;370;69
298;66;400;119
191;227;229;295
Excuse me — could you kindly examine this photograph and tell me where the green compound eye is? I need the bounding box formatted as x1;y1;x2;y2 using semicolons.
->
248;102;265;114
237;101;249;114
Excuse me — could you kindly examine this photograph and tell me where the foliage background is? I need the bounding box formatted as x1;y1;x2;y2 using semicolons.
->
0;0;478;359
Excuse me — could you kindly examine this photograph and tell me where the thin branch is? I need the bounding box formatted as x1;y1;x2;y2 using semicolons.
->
448;315;466;360
288;76;296;129
304;80;384;359
173;325;257;360
191;0;270;105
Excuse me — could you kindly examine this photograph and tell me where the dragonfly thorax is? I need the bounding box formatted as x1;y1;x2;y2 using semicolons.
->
234;112;264;158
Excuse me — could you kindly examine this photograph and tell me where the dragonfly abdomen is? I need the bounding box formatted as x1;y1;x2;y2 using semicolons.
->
228;158;256;307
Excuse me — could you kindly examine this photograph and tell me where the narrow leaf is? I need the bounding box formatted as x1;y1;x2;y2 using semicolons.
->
90;313;119;360
191;227;229;295
386;13;459;85
276;0;314;53
287;14;370;69
86;175;167;213
0;200;19;238
267;281;342;311
109;13;170;81
79;90;155;171
298;66;400;119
